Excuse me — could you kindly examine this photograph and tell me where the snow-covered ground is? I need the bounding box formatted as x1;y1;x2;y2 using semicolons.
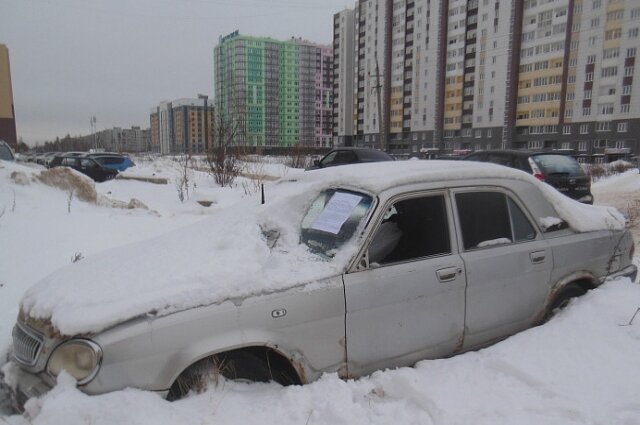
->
1;158;639;424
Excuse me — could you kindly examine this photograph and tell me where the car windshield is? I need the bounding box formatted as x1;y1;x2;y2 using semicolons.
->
301;189;373;258
532;155;584;176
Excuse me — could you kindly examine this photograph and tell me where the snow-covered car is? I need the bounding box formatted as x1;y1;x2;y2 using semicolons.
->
2;161;637;410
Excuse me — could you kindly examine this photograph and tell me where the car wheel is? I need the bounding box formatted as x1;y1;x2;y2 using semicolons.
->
541;283;586;323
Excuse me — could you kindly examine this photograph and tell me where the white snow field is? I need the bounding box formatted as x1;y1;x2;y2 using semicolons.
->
1;158;639;425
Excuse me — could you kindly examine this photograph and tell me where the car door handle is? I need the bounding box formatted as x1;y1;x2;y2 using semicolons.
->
436;267;461;283
530;251;546;264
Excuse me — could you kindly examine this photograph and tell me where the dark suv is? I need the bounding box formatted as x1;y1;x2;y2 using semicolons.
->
463;150;593;204
307;147;394;170
48;155;118;182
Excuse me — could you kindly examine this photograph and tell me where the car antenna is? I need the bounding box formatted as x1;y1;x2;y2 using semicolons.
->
261;184;265;205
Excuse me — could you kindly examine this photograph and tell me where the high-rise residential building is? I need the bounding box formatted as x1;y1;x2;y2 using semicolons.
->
149;96;214;154
334;0;640;162
0;44;17;147
333;9;356;146
214;31;333;148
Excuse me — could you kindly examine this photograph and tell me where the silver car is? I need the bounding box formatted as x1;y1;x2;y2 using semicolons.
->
2;161;636;410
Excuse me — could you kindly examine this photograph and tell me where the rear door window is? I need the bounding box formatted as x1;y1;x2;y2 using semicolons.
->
455;191;536;250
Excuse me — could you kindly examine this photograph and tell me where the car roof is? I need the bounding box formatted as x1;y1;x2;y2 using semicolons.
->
327;147;394;160
466;149;574;158
283;160;539;195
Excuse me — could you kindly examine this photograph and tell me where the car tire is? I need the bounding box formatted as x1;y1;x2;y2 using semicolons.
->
541;283;586;323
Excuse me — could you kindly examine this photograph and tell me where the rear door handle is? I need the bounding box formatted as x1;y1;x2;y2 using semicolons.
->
436;267;462;283
530;250;546;264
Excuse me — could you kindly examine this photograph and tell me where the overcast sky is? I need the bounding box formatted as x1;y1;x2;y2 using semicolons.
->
1;0;353;145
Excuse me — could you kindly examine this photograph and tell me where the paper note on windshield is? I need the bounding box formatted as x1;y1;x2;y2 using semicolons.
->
311;192;363;234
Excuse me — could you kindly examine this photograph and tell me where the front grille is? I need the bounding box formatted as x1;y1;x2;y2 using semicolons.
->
12;322;44;367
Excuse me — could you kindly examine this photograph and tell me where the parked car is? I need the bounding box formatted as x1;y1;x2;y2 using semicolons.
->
463;150;593;204
89;154;135;171
48;154;118;182
3;161;635;411
0;140;15;161
307;147;394;170
35;152;58;166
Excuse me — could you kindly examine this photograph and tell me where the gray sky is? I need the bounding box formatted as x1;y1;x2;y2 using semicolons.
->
1;0;352;145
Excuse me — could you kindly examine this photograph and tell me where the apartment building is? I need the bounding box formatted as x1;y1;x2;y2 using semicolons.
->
79;126;150;153
214;31;333;148
149;96;214;154
0;44;17;147
333;0;640;161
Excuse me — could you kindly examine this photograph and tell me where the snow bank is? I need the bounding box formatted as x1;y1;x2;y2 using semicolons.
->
8;279;640;425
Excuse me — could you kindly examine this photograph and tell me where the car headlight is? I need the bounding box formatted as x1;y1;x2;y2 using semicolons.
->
46;339;102;385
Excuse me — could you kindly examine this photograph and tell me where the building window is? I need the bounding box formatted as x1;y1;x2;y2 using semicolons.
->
580;124;589;134
595;121;611;131
563;125;571;135
616;140;626;149
625;67;635;77
599;103;614;115
617;122;628;133
561;142;571;149
621;104;630;114
578;141;587;151
582;107;591;116
586;55;596;64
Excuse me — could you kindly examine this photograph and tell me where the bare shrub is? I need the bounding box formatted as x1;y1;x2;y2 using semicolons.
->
206;111;242;187
625;199;640;229
587;164;606;182
71;252;84;263
174;154;192;203
37;168;97;203
67;190;74;214
284;143;311;169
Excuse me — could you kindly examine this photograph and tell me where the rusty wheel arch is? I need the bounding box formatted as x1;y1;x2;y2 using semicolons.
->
534;272;598;325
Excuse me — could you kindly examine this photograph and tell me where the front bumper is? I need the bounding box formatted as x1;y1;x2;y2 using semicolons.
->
0;362;52;413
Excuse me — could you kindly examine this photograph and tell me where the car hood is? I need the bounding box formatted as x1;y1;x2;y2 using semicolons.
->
19;178;357;337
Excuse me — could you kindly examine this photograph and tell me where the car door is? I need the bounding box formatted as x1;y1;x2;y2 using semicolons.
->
343;191;466;377
451;188;553;349
79;158;103;181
